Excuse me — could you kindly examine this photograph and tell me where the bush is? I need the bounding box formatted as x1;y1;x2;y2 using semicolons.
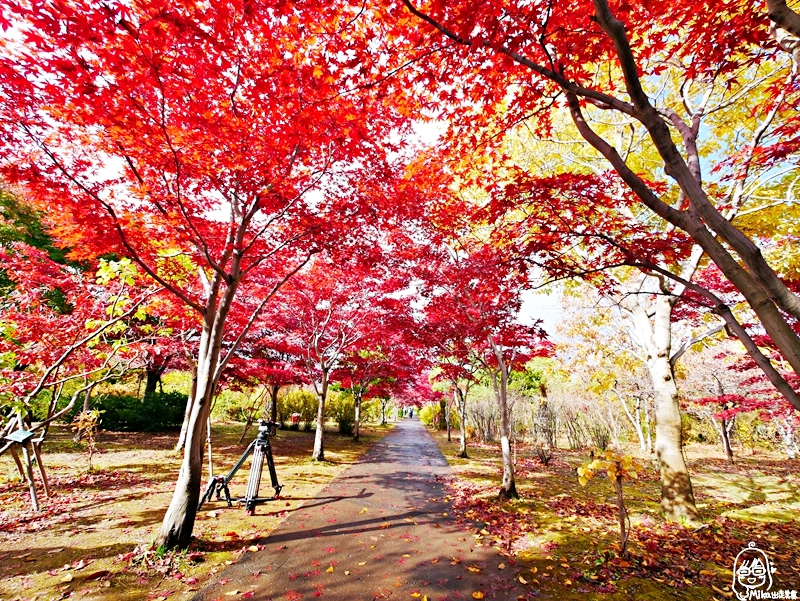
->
277;388;318;428
418;404;437;427
588;423;611;451
90;391;187;431
419;402;459;430
212;389;251;422
326;393;355;435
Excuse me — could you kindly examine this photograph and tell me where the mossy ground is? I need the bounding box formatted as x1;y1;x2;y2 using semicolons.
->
0;422;393;601
431;430;800;600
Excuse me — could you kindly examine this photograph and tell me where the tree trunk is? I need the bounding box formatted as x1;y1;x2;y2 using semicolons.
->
457;387;468;458
613;467;629;558
438;398;447;430
82;386;92;412
620;396;646;452
721;418;734;463
627;295;700;522
650;358;698;521
775;417;799;459
353;391;361;442
445;394;452;442
312;369;328;461
175;358;198;453
269;384;279;423
158;258;242;550
156;319;220;549
488;337;518;500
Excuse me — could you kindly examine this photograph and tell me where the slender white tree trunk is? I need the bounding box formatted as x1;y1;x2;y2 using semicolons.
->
353;390;362;442
775;417;799;459
644;397;654;455
488;337;517;500
312;368;328;461
628;295;699;521
157;311;223;548
620;396;646;451
457;387;468;458
175;357;198;452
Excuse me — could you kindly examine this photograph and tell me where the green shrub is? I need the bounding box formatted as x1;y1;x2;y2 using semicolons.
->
415;402;457;429
418;404;437;427
278;388;318;427
89;391;187;431
212;389;251;422
326;393;355;435
359;398;382;425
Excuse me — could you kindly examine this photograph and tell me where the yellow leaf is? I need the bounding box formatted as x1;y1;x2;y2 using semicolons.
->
518;575;528;584
467;566;481;573
472;593;484;600
345;570;350;576
564;579;572;586
359;508;368;514
498;563;506;570
358;562;367;566
711;584;733;598
578;476;588;486
326;566;334;573
248;545;259;553
225;591;239;596
411;593;421;598
402;554;411;558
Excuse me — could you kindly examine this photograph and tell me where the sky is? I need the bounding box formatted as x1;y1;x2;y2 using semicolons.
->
519;288;562;339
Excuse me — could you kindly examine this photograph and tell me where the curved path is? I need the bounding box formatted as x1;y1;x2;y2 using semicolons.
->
193;419;531;601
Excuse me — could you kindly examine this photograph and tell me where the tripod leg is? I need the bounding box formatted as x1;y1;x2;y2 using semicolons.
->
223;440;256;486
244;446;265;515
198;479;216;511
264;442;282;497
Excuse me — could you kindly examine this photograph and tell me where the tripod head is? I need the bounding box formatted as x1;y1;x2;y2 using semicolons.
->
257;420;278;439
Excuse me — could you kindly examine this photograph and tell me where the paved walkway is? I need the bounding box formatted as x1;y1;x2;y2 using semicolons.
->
193;419;530;601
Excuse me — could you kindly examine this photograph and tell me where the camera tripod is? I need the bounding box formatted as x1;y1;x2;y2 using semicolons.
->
198;420;283;515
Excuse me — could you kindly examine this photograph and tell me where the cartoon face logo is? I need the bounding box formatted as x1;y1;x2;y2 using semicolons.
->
733;542;775;600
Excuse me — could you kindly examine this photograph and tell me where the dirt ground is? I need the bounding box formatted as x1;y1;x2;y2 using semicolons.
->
0;423;391;601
